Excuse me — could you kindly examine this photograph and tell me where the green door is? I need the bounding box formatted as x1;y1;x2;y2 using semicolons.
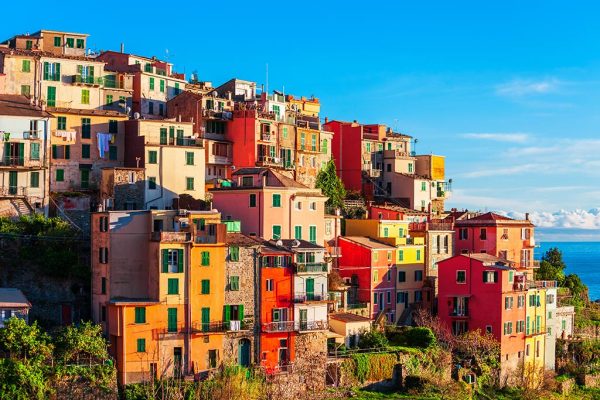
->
167;308;177;332
47;86;56;107
299;309;308;331
8;171;17;195
238;339;251;367
201;307;210;332
306;278;315;301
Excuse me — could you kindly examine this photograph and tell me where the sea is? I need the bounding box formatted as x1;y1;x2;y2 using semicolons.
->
536;242;600;301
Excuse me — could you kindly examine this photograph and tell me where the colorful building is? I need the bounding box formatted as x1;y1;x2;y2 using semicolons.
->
0;95;51;215
124;119;205;209
210;167;327;245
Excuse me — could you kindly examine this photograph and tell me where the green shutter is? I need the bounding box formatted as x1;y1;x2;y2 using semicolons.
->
137;338;146;352
162;249;169;272
201;251;210;266
309;226;316;243
201;307;210;332
54;63;60;81
43;62;49;80
223;305;231;323
167;308;177;332
168;278;179;294
201;279;210;294
238;304;244;321
176;249;183;272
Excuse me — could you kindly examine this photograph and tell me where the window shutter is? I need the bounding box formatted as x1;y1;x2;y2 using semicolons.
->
162;249;169;272
55;63;60;80
43;62;49;80
52;144;57;159
89;66;94;77
223;305;231;323
65;145;70;159
177;249;183;272
482;271;488;283
493;271;498;283
238;304;244;321
77;65;82;74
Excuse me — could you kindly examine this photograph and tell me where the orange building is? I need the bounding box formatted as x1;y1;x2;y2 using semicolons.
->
453;212;536;271
91;209;233;384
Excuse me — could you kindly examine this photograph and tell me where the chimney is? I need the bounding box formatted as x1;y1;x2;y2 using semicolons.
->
525;213;529;221
178;114;181;122
120;43;124;53
324;117;329;123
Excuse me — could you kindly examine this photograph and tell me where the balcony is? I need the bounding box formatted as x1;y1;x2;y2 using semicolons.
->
294;262;328;274
0;157;44;168
293;292;328;303
517;260;541;269
363;168;381;178
71;75;103;86
175;138;203;147
296;320;328;332
524;238;536;247
256;156;283;167
0;186;28;197
260;132;272;142
22;130;41;140
449;310;469;318
190;320;253;333
262;321;295;333
296;119;320;130
202;109;233;121
151;231;191;243
383;149;413;159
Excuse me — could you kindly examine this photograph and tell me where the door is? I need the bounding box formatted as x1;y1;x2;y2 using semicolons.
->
8;171;17;195
173;347;182;377
278;347;288;366
299;309;308;331
379;293;384;311
238;339;251;367
47;86;56;107
80;169;89;189
306;278;315;301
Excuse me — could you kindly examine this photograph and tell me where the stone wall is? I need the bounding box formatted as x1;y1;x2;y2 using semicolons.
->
111;168;145;210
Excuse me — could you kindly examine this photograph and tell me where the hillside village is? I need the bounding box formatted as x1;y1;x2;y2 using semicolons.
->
0;29;598;400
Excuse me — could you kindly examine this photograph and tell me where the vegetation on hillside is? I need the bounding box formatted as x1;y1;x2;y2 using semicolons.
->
316;160;347;211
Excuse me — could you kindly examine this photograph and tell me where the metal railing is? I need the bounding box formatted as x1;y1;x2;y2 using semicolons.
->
294;262;328;273
0;157;44;168
296;320;328;331
0;186;28;197
262;321;295;332
151;231;191;242
23;130;41;140
293;293;328;303
71;75;103;85
256;156;283;167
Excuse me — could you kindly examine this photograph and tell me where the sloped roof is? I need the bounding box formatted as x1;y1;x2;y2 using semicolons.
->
0;288;30;308
340;236;396;250
226;232;261;247
0;95;51;117
329;312;371;323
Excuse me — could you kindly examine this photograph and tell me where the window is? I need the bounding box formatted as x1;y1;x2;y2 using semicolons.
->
167;278;179;294
272;225;281;239
300;133;306;150
135;307;146;323
398;271;406;282
310;202;316;211
159;128;167;145
503;322;513;335
108;120;118;134
309;226;317;244
81;144;90;159
21;85;30;96
57;116;67;130
106;94;113;106
505;296;514;310
26;40;32;50
201;251;210;266
55;169;64;182
311;134;317;151
562;320;566;331
387;251;392;261
295;201;302;210
30;171;39;188
185;152;194;166
43;62;61;81
174;82;180;95
228;276;240;291
136;338;146;353
167;308;177;332
186;177;194;190
109;146;117;160
294;226;302;240
486;325;492;334
81;118;91;138
101;277;106;294
149;77;155;90
321;139;328;154
387;291;391;304
76;39;84;48
408;163;413;173
398;250;404;261
162;249;183;273
249;194;256;207
415;270;423;281
373;252;378;261
421;181;427;191
416;250;421;261
415;291;423;302
373;292;378;305
483;271;498;283
148;102;154;114
98;247;108;263
148;177;157;190
201;279;210;294
386;269;392;281
517;295;525;308
228;246;240;262
373;270;378;282
456;270;466;283
22;60;30;72
516;320;525;333
480;228;487;240
160;79;165;92
459;228;468;240
383;227;389;237
272;194;281;207
266;279;274;291
148;151;157;164
54;36;61;47
81;89;90;105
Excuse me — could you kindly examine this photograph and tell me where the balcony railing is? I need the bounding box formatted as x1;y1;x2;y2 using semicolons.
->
347;302;369;310
23;130;41;140
293;293;328;303
151;231;191;242
190;320;253;333
296;320;328;332
71;75;103;85
256;156;283;167
294;262;328;273
0;157;44;168
176;138;203;147
0;186;28;197
262;321;295;333
449;310;469;317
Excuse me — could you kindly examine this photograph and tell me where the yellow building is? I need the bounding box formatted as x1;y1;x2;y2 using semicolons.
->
524;287;546;386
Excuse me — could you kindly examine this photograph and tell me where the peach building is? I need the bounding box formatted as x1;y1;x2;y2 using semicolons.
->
210;167;328;245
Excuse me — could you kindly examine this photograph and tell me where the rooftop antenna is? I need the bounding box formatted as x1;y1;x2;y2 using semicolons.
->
266;63;269;94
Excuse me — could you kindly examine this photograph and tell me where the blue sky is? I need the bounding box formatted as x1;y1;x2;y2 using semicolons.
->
3;1;600;239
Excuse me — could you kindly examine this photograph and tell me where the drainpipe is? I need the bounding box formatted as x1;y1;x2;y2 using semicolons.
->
184;242;191;375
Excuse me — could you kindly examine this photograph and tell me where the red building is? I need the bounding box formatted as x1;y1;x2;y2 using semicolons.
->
258;244;295;372
437;254;526;382
453;212;536;270
368;203;428;222
337;236;397;322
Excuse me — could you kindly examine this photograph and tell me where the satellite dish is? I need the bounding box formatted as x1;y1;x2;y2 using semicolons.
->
276;239;283;247
133;112;140;120
292;239;301;247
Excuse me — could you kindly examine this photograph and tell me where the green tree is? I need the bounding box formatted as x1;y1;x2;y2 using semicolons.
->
358;330;389;349
316;160;346;210
54;321;109;364
535;247;566;282
0;318;52;362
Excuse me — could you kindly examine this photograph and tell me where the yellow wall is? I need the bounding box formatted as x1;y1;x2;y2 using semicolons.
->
524;288;546;385
431;155;445;181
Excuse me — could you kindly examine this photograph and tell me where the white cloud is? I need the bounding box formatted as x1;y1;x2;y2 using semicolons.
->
461;133;530;143
501;209;600;230
460;163;540;178
495;78;561;97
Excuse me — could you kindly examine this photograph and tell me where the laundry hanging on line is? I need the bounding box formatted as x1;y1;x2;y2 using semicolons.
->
97;132;112;158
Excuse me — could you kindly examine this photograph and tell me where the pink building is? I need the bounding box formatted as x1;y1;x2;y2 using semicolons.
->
210;168;327;245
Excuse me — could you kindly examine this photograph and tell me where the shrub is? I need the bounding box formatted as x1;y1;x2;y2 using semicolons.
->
358;330;389;349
